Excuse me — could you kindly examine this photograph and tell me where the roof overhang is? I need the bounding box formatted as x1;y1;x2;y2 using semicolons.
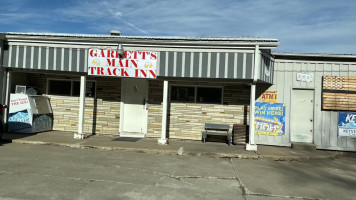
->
3;32;279;49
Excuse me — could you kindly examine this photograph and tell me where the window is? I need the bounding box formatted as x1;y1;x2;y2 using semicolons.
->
197;87;222;104
48;79;96;97
171;86;195;102
171;85;222;104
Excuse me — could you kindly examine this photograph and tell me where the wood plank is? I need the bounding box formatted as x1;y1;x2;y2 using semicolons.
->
322;75;356;110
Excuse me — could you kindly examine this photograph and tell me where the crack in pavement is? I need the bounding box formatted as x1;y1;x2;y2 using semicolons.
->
114;165;237;181
229;159;327;200
246;192;325;200
229;158;250;197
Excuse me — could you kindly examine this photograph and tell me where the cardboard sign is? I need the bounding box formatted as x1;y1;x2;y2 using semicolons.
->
88;49;157;79
261;90;278;103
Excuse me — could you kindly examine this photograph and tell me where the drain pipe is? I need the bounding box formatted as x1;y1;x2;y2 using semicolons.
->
246;45;260;151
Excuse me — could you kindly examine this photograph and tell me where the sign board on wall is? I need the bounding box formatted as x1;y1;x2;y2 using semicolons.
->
261;90;278;103
88;49;157;79
254;102;286;136
322;76;356;111
297;73;313;83
338;112;356;138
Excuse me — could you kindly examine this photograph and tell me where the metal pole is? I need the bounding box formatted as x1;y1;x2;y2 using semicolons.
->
75;75;87;139
246;45;260;151
158;80;168;144
4;70;11;124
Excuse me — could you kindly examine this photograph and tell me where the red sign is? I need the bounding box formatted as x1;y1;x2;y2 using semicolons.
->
88;49;157;79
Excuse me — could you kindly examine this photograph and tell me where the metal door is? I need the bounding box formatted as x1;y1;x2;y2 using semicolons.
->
120;78;148;137
290;89;314;143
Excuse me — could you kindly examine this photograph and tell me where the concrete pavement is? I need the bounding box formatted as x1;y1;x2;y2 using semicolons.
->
0;142;355;200
1;131;346;161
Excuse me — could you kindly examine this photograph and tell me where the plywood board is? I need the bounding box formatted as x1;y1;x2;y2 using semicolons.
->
322;76;356;111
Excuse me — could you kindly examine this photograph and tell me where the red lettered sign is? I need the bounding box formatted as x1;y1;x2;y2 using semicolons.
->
88;49;157;79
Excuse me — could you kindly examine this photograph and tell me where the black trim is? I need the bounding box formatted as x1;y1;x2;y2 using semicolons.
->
323;89;356;94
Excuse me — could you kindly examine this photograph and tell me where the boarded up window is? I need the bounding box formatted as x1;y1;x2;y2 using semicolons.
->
322;76;356;111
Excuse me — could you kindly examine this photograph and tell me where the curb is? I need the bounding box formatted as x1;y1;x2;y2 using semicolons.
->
10;139;339;161
11;139;260;159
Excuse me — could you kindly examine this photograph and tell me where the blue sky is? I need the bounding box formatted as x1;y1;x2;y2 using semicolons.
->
1;0;355;54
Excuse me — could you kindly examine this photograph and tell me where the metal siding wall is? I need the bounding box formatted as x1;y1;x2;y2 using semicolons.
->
259;55;274;84
202;52;208;78
63;48;70;71
25;46;31;68
79;49;85;72
56;47;62;71
184;52;191;77
218;53;225;78
3;48;9;67
237;53;244;78
17;45;24;68
210;53;217;78
261;59;356;151
245;53;253;79
33;47;39;69
3;45;87;72
193;52;199;77
158;51;166;76
41;47;47;69
176;52;182;77
227;53;234;79
168;52;174;76
71;48;78;72
48;47;54;70
156;51;255;80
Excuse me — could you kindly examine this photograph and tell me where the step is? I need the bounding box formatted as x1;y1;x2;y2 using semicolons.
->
291;143;316;151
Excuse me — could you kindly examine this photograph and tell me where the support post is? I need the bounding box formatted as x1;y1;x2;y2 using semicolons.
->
246;83;257;151
158;80;168;145
246;45;260;151
3;70;11;124
74;75;87;139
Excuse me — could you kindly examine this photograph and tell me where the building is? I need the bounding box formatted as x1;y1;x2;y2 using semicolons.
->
0;32;355;152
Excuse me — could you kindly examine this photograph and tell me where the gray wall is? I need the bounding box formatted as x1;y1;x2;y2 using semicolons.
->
255;58;356;151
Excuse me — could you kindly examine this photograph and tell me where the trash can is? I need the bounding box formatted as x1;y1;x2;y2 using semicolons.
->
232;124;249;145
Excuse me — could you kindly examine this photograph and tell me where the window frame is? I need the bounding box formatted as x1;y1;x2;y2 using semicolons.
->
46;78;97;98
170;84;223;105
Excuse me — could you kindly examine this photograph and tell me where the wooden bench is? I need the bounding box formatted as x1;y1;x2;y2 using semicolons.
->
202;123;231;145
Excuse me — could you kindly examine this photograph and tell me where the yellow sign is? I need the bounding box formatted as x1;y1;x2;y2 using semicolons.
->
261;90;278;103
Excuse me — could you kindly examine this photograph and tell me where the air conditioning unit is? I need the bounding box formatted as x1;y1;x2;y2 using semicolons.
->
15;85;26;94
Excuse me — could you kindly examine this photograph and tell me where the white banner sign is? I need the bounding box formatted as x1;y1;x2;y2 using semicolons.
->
88;49;157;79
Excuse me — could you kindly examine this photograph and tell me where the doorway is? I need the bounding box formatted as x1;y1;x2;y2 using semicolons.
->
120;78;148;138
290;89;314;143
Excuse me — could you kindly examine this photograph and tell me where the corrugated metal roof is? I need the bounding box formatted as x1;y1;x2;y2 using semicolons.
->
3;32;279;43
273;52;356;62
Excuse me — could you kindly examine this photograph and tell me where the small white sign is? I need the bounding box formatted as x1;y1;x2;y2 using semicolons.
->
297;73;314;83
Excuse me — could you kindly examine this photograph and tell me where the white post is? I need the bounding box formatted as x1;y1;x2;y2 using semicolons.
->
246;45;260;151
246;84;257;151
158;80;168;145
3;70;11;124
74;75;87;139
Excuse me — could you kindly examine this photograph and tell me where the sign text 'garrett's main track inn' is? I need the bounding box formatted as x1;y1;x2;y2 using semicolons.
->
0;32;355;152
